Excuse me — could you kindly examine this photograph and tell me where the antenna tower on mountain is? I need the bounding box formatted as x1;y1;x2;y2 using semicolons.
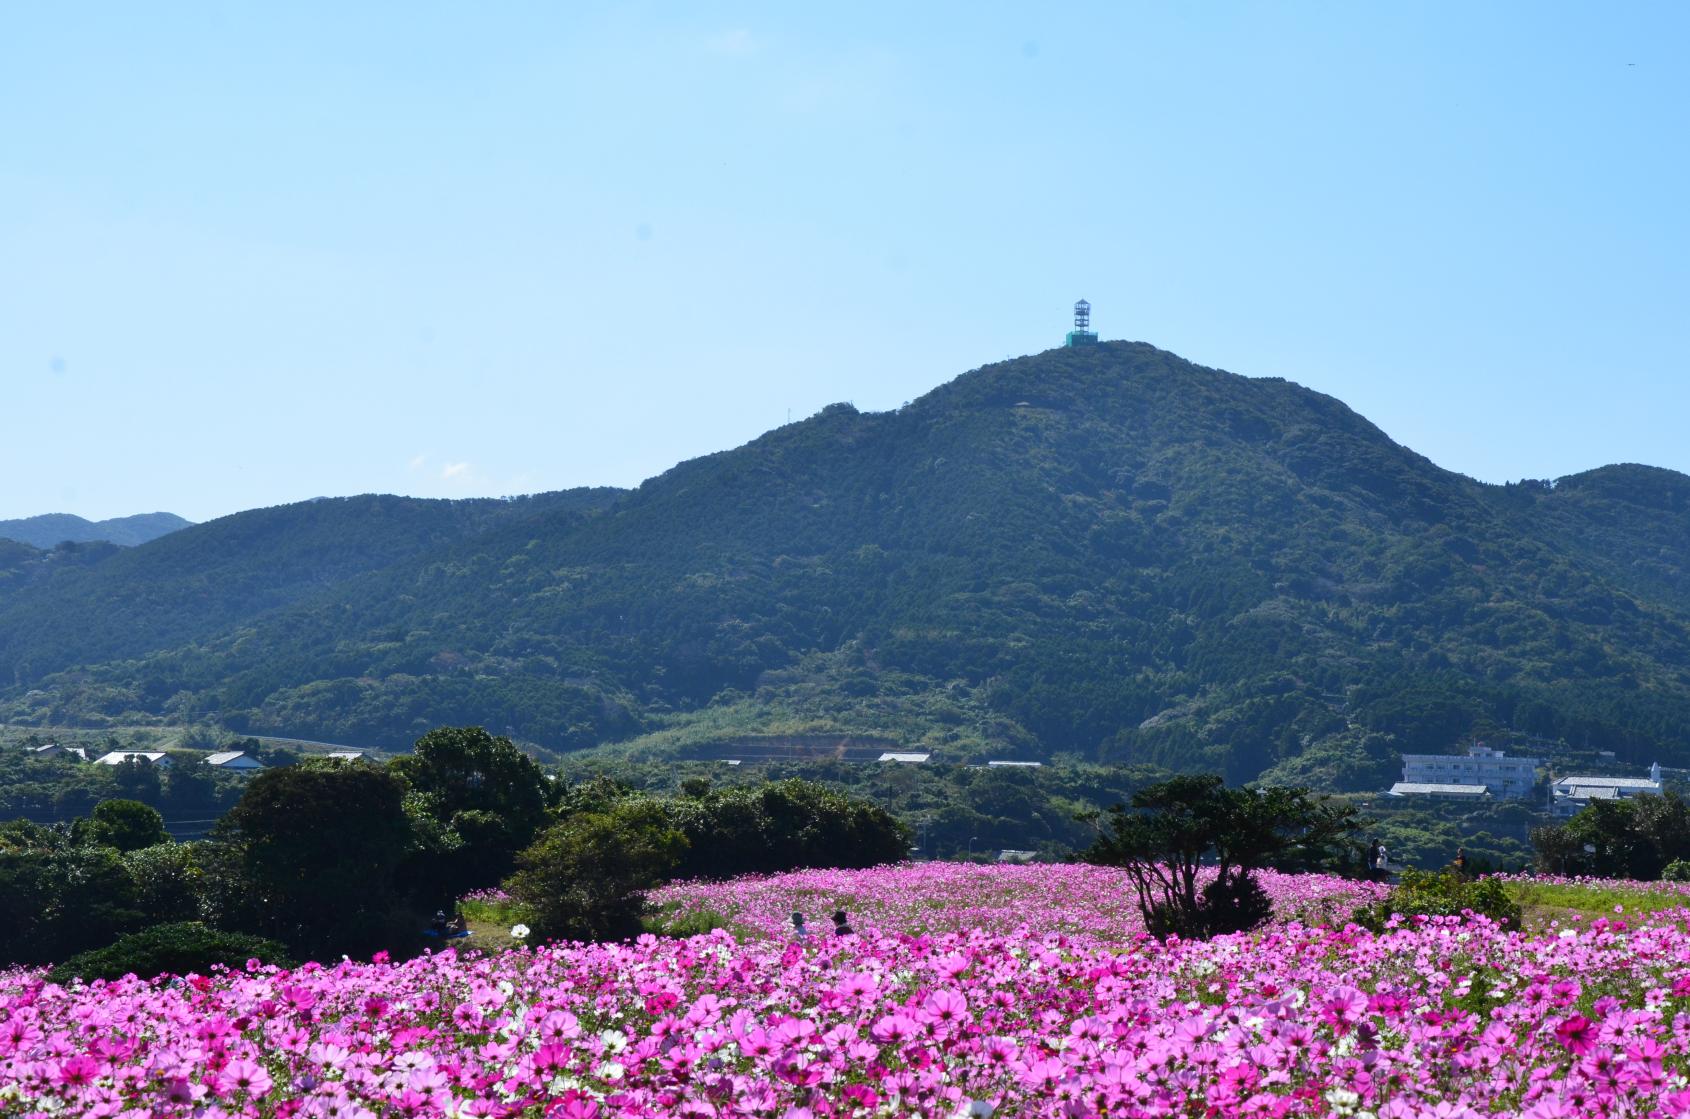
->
1065;298;1098;347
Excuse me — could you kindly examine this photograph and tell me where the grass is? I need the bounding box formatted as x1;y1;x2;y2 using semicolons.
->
454;898;531;952
1504;880;1690;928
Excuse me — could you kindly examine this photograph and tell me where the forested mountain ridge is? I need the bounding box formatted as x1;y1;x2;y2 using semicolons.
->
4;342;1689;788
0;511;190;549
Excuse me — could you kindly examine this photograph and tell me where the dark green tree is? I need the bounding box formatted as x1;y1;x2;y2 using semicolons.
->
1084;775;1364;938
84;798;169;852
390;726;557;901
112;759;162;804
123;841;205;925
0;846;143;966
212;760;414;959
508;799;686;943
665;778;909;880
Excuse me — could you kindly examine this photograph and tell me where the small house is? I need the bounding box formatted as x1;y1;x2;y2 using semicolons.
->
93;751;171;768
204;750;265;772
29;744;87;761
878;752;931;764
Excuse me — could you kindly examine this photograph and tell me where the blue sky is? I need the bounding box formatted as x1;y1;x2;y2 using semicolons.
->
2;2;1685;523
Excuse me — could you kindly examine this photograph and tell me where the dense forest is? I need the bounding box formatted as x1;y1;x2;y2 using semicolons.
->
0;511;190;550
3;341;1690;789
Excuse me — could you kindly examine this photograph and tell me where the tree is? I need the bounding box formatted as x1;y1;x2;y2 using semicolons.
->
1531;793;1690;880
124;841;205;925
1084;775;1364;939
390;726;554;886
84;799;169;852
665;779;909;880
0;846;143;966
508;799;686;943
112;758;162;804
212;760;414;959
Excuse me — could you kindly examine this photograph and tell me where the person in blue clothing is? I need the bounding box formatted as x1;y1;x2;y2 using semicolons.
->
791;912;810;939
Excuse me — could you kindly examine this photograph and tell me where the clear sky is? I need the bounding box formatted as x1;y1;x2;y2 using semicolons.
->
2;2;1685;523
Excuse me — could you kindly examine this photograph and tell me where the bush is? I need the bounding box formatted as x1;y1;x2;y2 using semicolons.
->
0;846;143;967
1665;859;1690;883
123;842;204;925
1353;869;1522;932
48;921;292;984
508;799;686;944
85;799;169;852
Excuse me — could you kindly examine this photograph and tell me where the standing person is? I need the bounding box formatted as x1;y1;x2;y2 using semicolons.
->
790;912;810;940
1375;841;1390;882
832;909;855;937
1453;848;1469;878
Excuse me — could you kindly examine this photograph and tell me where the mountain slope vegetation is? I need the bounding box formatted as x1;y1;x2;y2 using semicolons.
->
0;512;191;549
3;342;1688;786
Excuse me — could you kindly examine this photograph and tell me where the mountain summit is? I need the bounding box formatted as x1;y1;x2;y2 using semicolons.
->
4;342;1688;787
0;512;190;549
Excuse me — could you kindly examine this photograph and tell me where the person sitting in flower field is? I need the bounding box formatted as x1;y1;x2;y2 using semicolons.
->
832;909;855;937
790;912;810;939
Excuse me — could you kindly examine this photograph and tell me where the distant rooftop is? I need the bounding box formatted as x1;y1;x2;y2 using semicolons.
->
878;752;930;764
987;760;1043;768
1553;775;1662;791
1388;781;1491;798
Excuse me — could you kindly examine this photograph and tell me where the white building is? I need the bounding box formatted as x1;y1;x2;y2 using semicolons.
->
29;743;87;761
93;751;171;768
1398;744;1541;800
878;751;930;764
204;750;265;772
1551;763;1664;818
987;760;1043;769
325;750;365;761
1387;781;1492;802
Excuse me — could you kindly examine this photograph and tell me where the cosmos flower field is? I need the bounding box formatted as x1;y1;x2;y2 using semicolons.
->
7;865;1690;1117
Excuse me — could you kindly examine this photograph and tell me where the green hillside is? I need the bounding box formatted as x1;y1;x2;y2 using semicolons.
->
0;511;191;548
3;342;1689;786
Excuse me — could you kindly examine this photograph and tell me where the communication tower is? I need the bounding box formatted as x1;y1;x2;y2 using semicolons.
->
1065;299;1098;347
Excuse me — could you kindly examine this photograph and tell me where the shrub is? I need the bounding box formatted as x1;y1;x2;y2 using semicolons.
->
1664;859;1690;883
123;842;205;924
1353;869;1522;932
508;799;686;943
0;846;144;967
85;799;169;853
47;921;292;984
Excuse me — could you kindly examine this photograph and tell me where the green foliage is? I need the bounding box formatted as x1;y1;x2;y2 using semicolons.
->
508;799;687;944
1530;794;1690;879
0;845;144;966
390;726;555;898
1353;868;1523;931
664;778;909;880
1084;775;1364;938
83;798;169;852
645;905;734;938
212;760;414;959
1664;858;1690;882
47;921;290;984
122;842;205;925
6;345;1690;784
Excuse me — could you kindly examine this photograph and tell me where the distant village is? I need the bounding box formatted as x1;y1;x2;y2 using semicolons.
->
1387;742;1666;818
25;742;365;772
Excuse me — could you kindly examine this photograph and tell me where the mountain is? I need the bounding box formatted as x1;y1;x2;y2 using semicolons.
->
3;341;1689;788
0;512;191;549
